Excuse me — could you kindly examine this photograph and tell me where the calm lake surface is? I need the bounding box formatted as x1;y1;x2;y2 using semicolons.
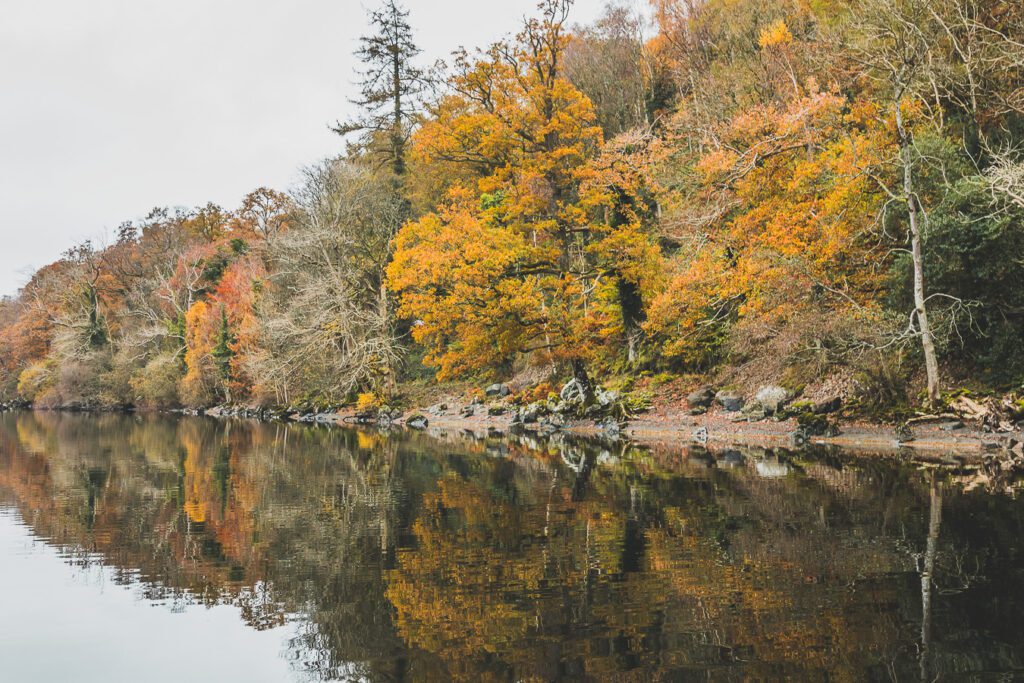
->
1;412;1022;681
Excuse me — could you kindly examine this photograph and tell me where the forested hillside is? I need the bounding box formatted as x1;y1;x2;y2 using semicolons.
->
2;0;1023;416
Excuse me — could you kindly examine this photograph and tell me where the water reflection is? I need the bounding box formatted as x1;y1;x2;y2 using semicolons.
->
0;411;1022;681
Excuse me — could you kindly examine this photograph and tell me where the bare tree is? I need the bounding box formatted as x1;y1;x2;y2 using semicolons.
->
848;0;943;403
987;152;1024;208
564;4;650;137
250;160;405;403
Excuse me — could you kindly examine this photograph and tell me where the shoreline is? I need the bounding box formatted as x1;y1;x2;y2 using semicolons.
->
411;404;1014;460
6;397;1020;465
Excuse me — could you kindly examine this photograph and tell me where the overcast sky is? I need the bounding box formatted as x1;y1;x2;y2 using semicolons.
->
0;0;615;296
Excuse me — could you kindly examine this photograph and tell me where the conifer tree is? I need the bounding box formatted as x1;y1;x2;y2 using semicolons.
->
332;0;425;177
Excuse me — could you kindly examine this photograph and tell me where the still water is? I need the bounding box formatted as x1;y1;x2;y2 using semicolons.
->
0;411;1022;681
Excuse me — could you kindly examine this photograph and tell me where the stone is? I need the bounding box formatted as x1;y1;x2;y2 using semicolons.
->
520;404;542;424
560;379;584;403
405;414;429;430
487;405;506;416
552;400;573;414
741;401;768;421
460;405;475;418
754;385;792;415
797;412;840;437
812;397;842;415
539;415;565;434
485;383;511;398
687;386;716;409
595;387;620;407
691;426;709;444
687;406;707;416
939;421;965;431
715;391;744;412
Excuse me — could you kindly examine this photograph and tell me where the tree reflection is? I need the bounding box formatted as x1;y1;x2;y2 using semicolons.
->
1;413;1023;680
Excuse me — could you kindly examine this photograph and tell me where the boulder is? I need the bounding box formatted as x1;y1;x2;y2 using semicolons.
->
520;404;543;424
485;383;511;398
754;385;792;415
539;413;566;433
427;403;449;416
560;379;585;404
405;414;429;430
487;404;507;416
538;422;560;435
715;391;745;412
687;386;716;409
552;400;573;414
797;412;840;437
812;397;842;415
460;405;475;418
739;406;767;422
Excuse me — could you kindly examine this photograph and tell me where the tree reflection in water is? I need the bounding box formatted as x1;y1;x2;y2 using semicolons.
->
1;411;1022;681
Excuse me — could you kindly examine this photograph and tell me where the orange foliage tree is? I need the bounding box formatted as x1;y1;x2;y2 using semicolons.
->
389;0;661;396
648;87;889;367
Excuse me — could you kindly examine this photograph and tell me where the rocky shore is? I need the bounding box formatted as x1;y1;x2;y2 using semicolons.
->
9;380;1024;479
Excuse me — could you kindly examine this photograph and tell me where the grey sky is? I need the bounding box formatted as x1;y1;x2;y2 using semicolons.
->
0;0;612;296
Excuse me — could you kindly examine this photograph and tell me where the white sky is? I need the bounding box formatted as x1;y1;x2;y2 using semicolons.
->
0;0;615;296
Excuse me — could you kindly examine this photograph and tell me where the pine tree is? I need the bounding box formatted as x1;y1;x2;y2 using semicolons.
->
332;0;425;177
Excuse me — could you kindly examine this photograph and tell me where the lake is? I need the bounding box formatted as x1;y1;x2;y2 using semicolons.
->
0;411;1022;681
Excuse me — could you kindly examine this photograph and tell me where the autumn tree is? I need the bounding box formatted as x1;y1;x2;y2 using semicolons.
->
390;0;666;401
235;187;292;243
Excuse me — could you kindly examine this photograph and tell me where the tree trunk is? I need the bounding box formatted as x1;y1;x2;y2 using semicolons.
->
617;278;645;366
895;100;941;405
570;358;596;406
379;278;397;396
392;34;405;177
